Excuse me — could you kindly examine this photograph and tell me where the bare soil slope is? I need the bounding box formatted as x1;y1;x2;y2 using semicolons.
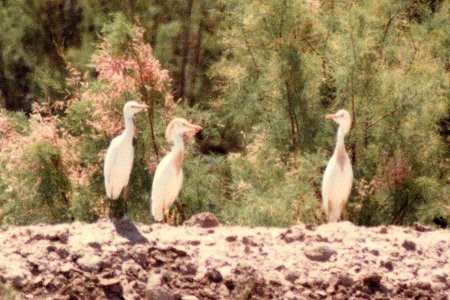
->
0;213;448;299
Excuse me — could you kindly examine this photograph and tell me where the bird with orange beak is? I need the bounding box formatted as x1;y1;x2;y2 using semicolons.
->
322;109;353;222
104;101;147;220
151;118;202;223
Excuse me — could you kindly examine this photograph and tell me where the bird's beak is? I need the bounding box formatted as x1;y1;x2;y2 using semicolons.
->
132;104;148;110
190;124;203;133
326;114;336;120
184;124;202;138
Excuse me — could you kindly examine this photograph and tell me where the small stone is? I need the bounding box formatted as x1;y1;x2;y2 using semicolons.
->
56;248;69;259
402;240;416;251
225;236;237;242
304;246;336;262
190;240;201;246
76;255;102;272
379;227;388;234
275;265;286;272
146;287;178;300
380;261;394;271
285;272;300;284
88;242;102;250
305;224;316;231
207;269;223;283
179;263;197;276
363;273;382;293
100;278;123;296
46;245;57;252
224;280;235;290
413;223;432;232
337;274;354;287
183;212;220;228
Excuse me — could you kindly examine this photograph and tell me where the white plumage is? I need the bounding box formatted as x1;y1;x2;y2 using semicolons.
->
104;101;147;200
322;109;353;222
151;118;202;222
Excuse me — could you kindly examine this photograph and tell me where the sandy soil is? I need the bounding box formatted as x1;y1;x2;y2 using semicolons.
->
0;213;448;300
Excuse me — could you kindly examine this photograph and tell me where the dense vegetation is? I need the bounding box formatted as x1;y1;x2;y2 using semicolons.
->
0;0;448;227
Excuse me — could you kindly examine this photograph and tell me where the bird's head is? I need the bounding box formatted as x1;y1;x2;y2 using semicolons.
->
123;101;147;118
165;118;202;141
326;109;352;133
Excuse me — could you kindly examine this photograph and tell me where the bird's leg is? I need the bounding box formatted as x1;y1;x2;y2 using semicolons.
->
175;202;185;223
161;207;166;224
109;189;128;222
165;208;171;225
123;185;129;220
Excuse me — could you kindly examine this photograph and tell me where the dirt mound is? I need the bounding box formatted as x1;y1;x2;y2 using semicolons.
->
0;216;448;299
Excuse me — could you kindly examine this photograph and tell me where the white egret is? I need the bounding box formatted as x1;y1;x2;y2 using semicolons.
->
104;101;147;220
322;109;353;222
151;118;202;223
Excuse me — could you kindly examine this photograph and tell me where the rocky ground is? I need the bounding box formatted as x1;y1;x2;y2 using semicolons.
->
0;213;448;300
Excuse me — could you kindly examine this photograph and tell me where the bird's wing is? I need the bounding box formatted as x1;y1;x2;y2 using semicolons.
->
104;138;120;199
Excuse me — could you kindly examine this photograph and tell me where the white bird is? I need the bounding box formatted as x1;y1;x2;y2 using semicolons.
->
322;109;353;222
104;101;147;219
151;118;202;223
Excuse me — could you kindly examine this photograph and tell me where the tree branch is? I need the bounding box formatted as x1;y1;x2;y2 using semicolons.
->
365;103;407;130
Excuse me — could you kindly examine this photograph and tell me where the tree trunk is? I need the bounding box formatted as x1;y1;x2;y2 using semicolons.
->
285;80;300;151
177;0;194;100
0;41;9;104
187;9;205;106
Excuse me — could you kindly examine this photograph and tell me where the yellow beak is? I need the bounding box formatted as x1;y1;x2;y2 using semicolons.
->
325;114;336;120
190;124;203;133
132;104;148;110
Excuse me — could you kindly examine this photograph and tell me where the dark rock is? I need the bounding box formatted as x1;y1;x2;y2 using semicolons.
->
285;272;300;283
190;240;201;246
207;268;223;283
402;240;416;251
45;230;69;244
88;242;102;251
275;265;286;272
337;274;354;287
46;245;57;252
146;287;180;300
162;271;175;284
363;273;382;294
305;224;316;231
369;249;379;256
224;280;235;290
99;278;123;299
179;263;197;276
279;228;305;243
56;247;69;259
230;265;267;298
183;212;220;228
225;235;237;242
380;261;394;271
379;227;388;234
413;223;433;232
242;236;257;246
304;246;336;262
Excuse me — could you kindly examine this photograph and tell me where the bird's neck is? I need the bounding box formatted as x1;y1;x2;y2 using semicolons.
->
334;126;346;153
172;135;185;153
123;116;135;142
171;135;185;174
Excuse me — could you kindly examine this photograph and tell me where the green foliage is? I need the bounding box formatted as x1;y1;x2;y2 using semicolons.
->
70;186;98;222
0;0;448;228
100;13;141;56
